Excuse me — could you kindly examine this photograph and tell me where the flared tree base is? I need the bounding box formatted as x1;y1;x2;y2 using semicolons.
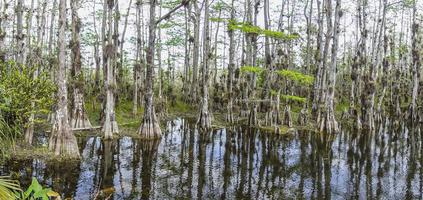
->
138;120;162;139
71;115;92;129
226;101;234;124
197;110;212;130
319;111;339;134
49;116;80;158
102;119;119;140
283;105;293;127
297;108;308;126
24;123;34;145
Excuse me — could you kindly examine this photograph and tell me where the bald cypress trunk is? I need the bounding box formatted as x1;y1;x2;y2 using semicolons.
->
49;0;79;157
133;0;143;116
226;0;235;123
48;0;57;55
15;0;24;64
102;0;119;139
93;0;101;92
319;0;340;133
182;4;191;98
0;0;7;62
138;0;162;139
118;0;132;102
311;0;323;117
197;0;212;130
70;0;92;129
190;1;200;103
410;0;420;121
213;9;221;86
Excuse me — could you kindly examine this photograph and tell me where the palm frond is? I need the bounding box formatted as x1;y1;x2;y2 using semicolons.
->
0;176;21;200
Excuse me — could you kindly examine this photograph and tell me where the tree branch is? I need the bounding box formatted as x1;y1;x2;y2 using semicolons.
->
155;0;189;25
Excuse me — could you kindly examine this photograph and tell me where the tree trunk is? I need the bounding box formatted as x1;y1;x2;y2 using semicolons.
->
311;0;324;117
138;0;162;139
182;4;191;98
320;0;340;134
133;0;143;115
119;0;132;95
15;0;24;64
102;0;119;138
0;0;8;62
197;0;212;130
93;0;101;92
190;1;200;103
49;0;80;157
70;0;92;129
226;0;235;123
213;9;221;86
23;0;36;145
410;0;420;121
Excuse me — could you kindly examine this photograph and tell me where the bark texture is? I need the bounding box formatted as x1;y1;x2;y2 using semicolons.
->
49;0;80;157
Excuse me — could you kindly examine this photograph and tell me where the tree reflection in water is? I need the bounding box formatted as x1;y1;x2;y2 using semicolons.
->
1;118;423;199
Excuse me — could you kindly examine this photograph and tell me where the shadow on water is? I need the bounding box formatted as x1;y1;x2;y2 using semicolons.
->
1;118;423;199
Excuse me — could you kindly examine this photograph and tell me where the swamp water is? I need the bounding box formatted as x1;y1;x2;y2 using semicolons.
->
1;118;423;199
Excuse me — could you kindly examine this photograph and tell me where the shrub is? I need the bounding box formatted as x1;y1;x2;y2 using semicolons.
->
0;61;56;132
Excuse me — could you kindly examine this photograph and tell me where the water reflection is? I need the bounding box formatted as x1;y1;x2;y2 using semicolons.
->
1;118;423;199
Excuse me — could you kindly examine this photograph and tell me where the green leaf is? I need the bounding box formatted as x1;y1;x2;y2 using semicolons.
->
276;69;314;86
240;66;263;74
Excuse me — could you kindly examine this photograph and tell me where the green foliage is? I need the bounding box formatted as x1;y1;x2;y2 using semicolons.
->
165;36;184;46
281;95;307;104
228;20;300;41
240;66;263;74
0;61;56;129
20;178;59;200
262;29;300;40
161;0;181;8
0;176;60;200
402;0;415;8
0;115;21;160
398;43;408;55
0;176;21;200
159;21;177;29
212;1;227;11
210;17;226;23
270;90;278;96
276;69;314;86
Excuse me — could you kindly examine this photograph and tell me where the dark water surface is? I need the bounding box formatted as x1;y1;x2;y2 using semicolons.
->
1;118;423;199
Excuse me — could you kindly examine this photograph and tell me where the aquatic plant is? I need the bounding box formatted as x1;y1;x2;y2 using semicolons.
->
0;176;59;200
20;178;59;200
